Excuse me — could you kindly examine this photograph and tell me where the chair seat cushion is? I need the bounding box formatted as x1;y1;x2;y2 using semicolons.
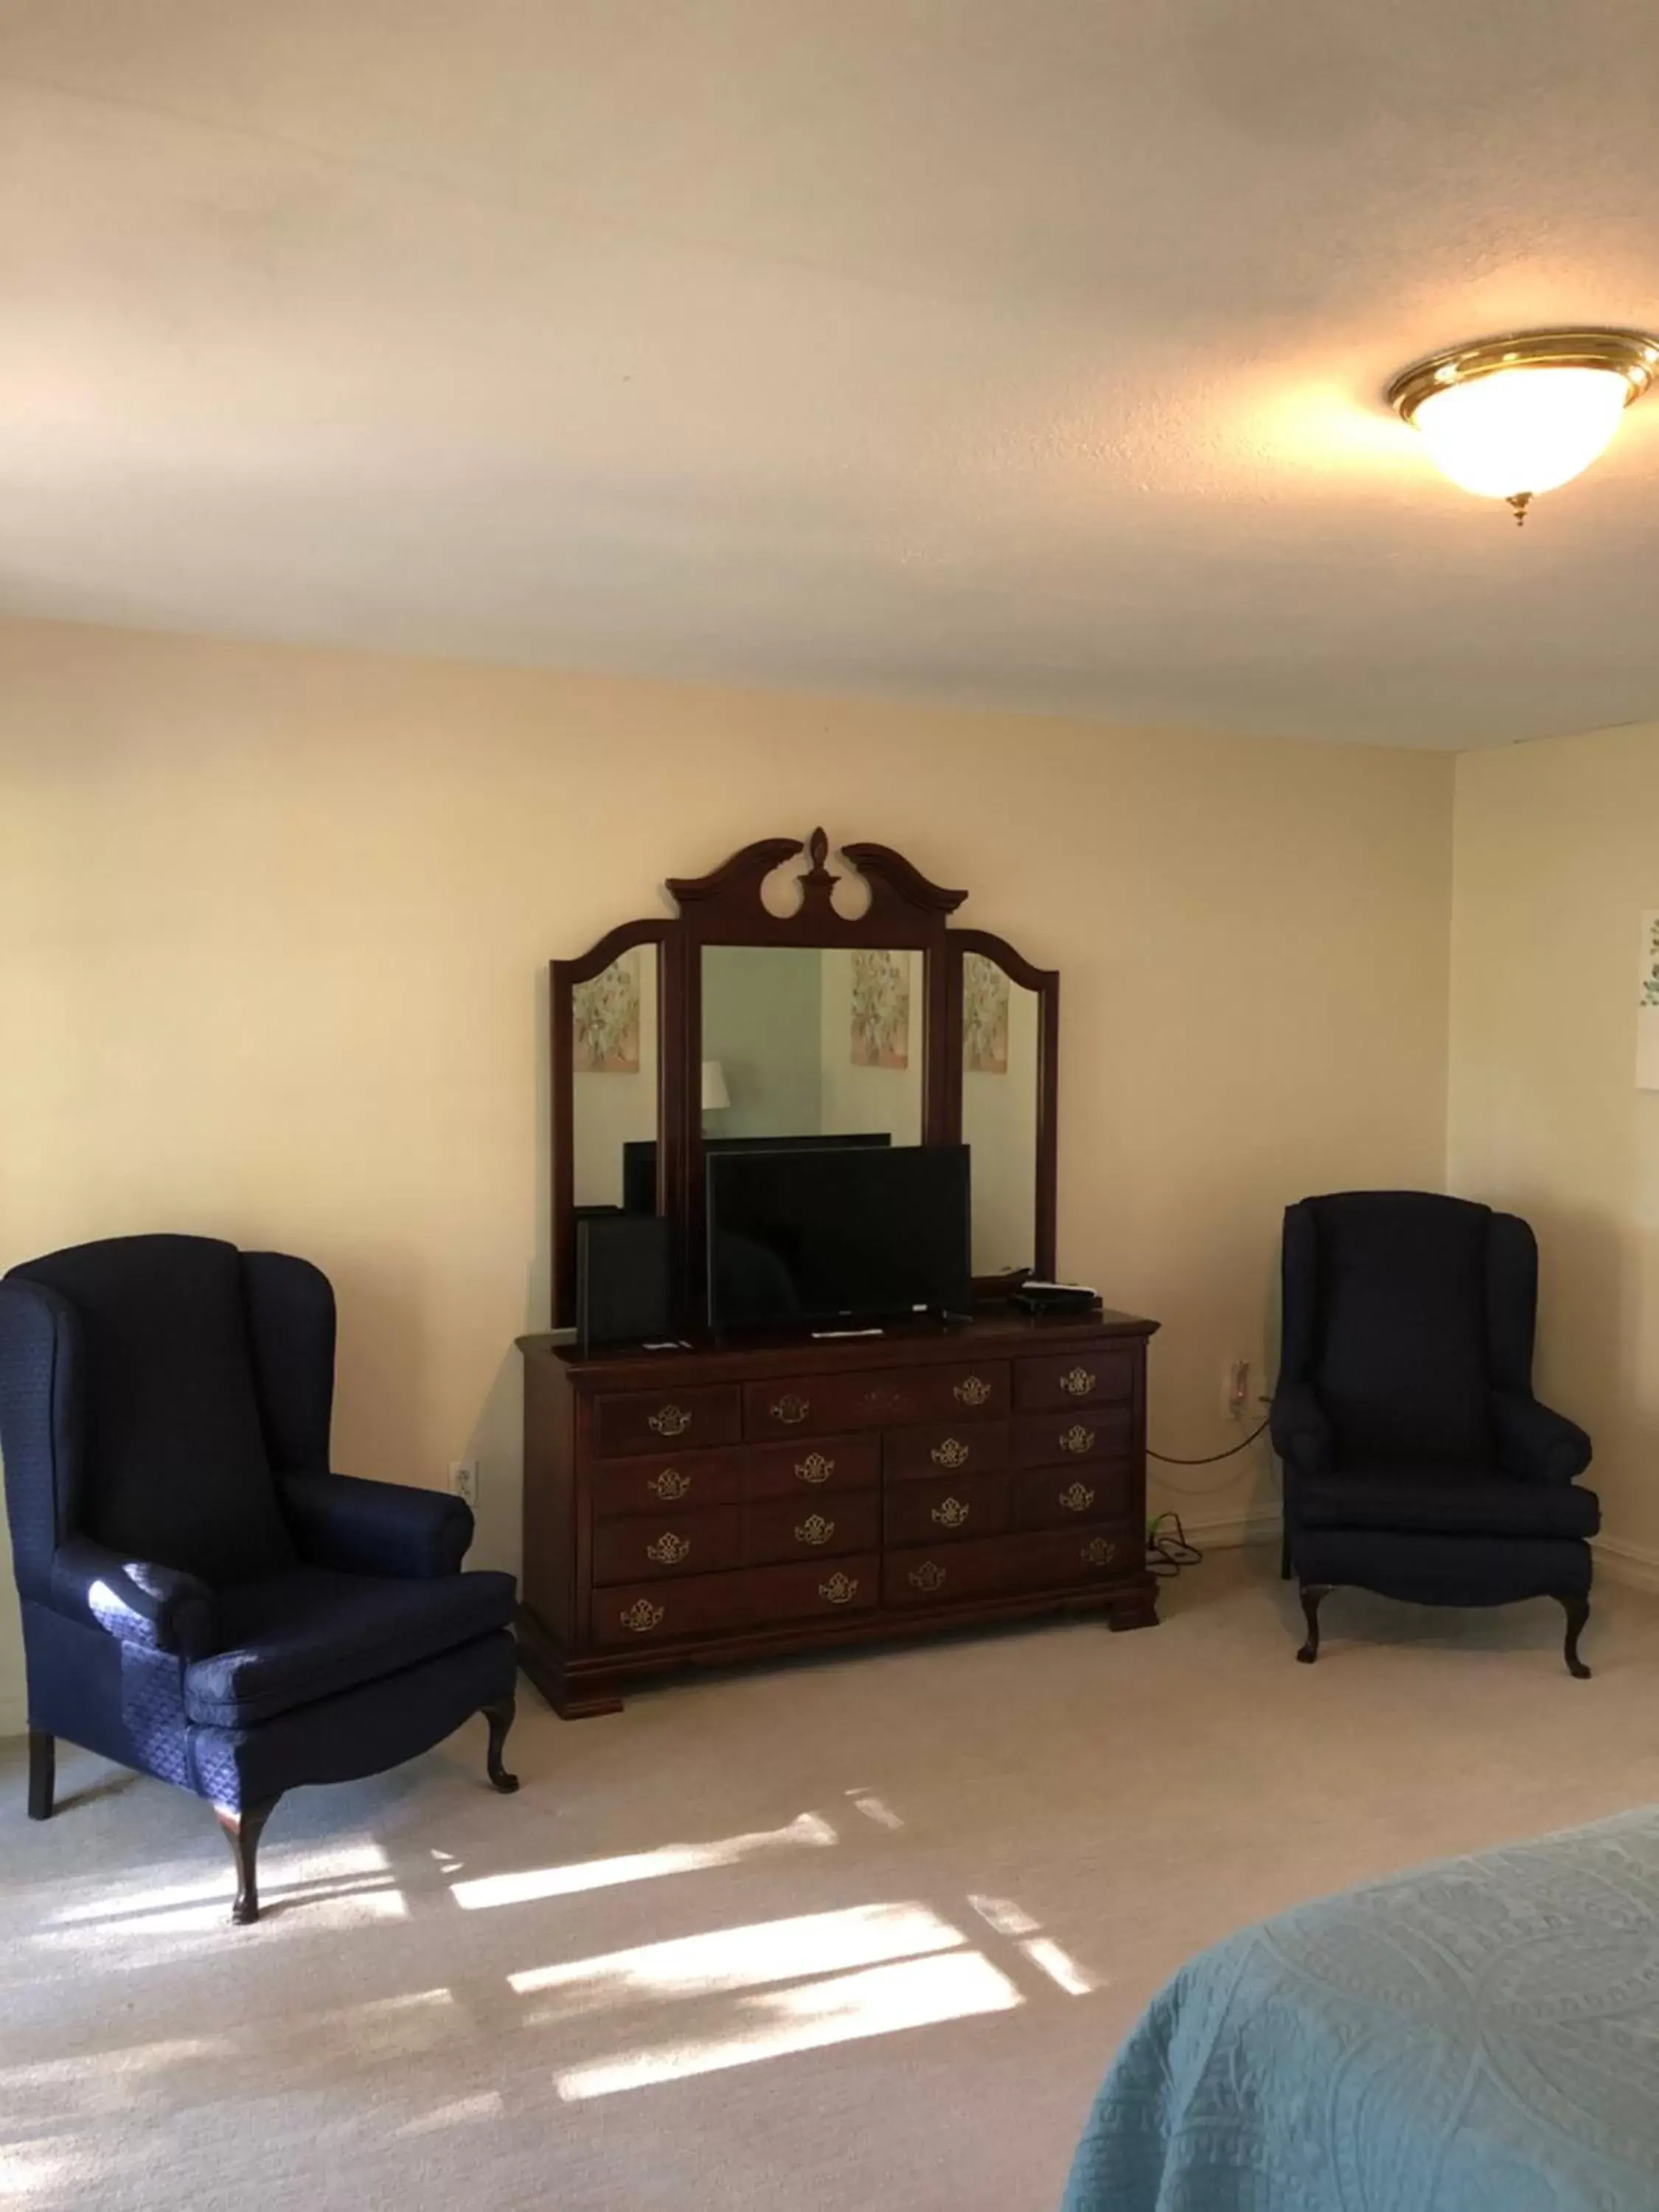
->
184;1567;517;1728
1298;1469;1600;1542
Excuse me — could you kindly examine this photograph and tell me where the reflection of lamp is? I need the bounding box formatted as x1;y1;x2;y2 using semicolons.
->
701;1060;730;1114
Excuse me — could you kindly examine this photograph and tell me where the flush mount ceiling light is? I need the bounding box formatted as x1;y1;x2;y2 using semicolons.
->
1388;327;1659;524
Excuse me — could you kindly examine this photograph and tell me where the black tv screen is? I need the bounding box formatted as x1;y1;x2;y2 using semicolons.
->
707;1144;971;1332
621;1131;891;1215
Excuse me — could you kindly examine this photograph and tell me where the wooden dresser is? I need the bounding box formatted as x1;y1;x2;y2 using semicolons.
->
518;1307;1159;1716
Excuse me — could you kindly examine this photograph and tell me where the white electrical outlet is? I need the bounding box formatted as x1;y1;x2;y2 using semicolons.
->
1225;1361;1251;1419
449;1460;479;1509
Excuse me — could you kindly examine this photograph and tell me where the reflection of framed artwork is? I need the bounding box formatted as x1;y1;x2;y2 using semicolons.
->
1638;912;1659;1091
850;949;910;1069
963;952;1009;1075
573;948;641;1074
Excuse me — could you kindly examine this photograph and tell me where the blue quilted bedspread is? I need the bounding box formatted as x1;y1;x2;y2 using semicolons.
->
1061;1807;1659;2211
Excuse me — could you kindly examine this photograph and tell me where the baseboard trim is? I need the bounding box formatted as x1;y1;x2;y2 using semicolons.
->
0;1695;27;1740
1165;1513;1658;1592
1592;1535;1659;1593
1166;1506;1281;1552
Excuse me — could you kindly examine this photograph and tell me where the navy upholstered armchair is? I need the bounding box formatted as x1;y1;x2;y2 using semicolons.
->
0;1234;520;1924
1271;1193;1599;1676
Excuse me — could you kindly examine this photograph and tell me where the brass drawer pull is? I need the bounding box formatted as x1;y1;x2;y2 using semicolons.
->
649;1469;692;1500
908;1561;947;1593
931;1437;970;1469
795;1451;835;1484
622;1599;665;1633
953;1375;992;1407
1059;1481;1096;1514
1060;1366;1096;1398
645;1531;691;1565
819;1573;859;1604
771;1393;812;1426
1081;1537;1118;1567
1059;1424;1096;1455
796;1514;835;1547
931;1496;970;1528
648;1403;692;1438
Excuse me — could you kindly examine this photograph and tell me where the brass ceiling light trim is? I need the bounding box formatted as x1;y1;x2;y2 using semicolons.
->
1387;327;1659;524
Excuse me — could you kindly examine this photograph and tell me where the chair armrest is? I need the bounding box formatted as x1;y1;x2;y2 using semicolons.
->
1491;1392;1591;1484
279;1470;474;1578
1270;1381;1334;1479
49;1537;215;1658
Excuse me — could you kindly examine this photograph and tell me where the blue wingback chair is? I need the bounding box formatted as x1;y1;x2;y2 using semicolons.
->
0;1234;521;1924
1272;1192;1598;1676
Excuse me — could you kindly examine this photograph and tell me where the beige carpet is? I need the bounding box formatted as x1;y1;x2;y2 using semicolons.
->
4;1551;1659;2212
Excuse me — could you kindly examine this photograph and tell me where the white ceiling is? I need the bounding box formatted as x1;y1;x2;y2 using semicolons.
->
2;2;1658;748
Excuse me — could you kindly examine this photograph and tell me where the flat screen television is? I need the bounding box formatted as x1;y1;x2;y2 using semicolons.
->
707;1143;971;1332
620;1130;891;1215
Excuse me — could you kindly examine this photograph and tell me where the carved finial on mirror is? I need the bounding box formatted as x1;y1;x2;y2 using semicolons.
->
799;827;838;913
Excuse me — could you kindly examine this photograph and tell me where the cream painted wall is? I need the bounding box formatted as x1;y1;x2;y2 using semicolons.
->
1449;723;1659;1578
0;617;1455;1727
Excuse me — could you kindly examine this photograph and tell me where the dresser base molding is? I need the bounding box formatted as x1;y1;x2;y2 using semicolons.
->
518;1571;1158;1718
520;1308;1160;1718
1107;1585;1161;1633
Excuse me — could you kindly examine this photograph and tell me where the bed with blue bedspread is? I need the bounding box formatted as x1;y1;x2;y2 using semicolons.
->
1062;1807;1659;2211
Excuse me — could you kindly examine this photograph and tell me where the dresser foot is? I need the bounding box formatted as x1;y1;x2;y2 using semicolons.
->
1108;1587;1160;1632
554;1689;627;1720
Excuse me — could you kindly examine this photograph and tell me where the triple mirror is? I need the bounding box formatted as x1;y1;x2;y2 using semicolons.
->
555;831;1057;1327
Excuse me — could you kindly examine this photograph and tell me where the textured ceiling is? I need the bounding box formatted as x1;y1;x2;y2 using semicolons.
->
2;1;1658;747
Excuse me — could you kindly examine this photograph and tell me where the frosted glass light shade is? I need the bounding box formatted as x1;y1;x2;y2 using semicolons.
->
1411;365;1630;500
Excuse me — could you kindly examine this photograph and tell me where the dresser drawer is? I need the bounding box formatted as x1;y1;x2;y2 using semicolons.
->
884;1523;1140;1610
744;1360;1009;1439
591;1506;742;1586
883;1471;1012;1547
1015;1349;1135;1411
593;1554;880;1649
1010;1405;1134;1469
745;1435;881;1500
1015;1464;1133;1531
883;1419;1009;1481
593;1385;742;1458
744;1491;881;1565
591;1447;744;1521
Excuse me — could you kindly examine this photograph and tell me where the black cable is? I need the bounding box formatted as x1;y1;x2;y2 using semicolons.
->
1147;1414;1270;1467
1146;1511;1203;1577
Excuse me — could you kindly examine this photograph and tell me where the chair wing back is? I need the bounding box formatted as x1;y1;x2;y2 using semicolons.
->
1284;1193;1506;1470
240;1251;336;1475
0;1276;78;1604
4;1235;296;1585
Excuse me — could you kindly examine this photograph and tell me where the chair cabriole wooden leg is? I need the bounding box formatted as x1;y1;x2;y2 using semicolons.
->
1295;1583;1332;1665
215;1798;281;1925
484;1697;521;1793
27;1730;55;1821
1557;1591;1591;1680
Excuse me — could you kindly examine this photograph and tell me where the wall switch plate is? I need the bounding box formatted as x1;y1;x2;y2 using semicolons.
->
449;1460;479;1508
1225;1360;1251;1419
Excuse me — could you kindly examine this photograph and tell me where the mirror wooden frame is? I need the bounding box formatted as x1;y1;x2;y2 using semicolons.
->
549;829;1058;1326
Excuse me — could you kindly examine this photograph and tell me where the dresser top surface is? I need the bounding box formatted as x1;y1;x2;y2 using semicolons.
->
519;1305;1158;1385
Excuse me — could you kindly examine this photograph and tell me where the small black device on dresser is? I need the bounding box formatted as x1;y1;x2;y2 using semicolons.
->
577;1214;674;1353
531;825;1161;1714
1012;1280;1103;1317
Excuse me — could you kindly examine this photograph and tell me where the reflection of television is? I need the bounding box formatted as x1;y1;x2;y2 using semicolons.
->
621;1132;891;1216
707;1144;971;1333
